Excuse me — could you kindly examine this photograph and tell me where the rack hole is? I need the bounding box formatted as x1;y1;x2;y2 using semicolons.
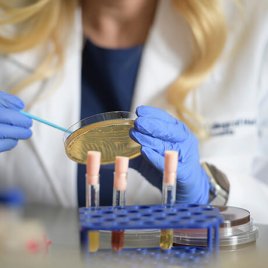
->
202;207;213;211
103;210;113;214
128;210;139;213
177;208;188;212
152;209;164;213
141;213;151;217
180;216;191;220
91;215;102;218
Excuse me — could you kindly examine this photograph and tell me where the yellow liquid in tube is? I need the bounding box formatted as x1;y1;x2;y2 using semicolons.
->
88;231;100;253
160;229;173;250
65;119;140;164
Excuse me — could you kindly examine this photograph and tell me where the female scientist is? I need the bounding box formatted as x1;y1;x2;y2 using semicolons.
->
0;0;268;223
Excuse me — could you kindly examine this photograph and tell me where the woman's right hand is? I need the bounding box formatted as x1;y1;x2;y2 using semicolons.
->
0;91;32;152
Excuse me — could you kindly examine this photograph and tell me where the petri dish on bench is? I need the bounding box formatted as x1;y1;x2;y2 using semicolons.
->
173;206;258;249
63;111;141;165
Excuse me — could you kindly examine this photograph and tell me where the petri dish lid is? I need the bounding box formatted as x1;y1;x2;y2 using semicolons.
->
216;206;251;228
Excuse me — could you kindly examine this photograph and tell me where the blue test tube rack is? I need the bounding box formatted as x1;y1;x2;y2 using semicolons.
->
79;203;223;252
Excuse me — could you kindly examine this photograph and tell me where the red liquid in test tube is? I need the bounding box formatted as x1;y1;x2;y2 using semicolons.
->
111;156;129;252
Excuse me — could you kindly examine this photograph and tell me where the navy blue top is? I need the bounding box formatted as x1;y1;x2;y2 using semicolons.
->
78;39;143;207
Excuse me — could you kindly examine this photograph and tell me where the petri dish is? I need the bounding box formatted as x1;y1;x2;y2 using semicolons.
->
99;230;160;249
173;206;258;249
63;111;141;165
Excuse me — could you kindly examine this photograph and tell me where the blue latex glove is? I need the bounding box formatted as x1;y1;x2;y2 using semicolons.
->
129;105;209;204
0;91;32;152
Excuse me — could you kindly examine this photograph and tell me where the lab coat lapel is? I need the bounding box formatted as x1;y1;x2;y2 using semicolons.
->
131;0;193;113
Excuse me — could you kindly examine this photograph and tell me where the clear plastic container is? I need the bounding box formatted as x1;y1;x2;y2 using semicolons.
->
64;111;141;164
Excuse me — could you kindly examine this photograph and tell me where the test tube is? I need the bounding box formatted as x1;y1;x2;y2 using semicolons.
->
86;151;101;253
111;156;129;252
160;151;178;250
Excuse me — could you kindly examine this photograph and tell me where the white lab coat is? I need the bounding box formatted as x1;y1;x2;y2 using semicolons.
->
0;0;268;223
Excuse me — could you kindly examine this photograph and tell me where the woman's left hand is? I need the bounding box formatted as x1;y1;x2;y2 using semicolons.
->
129;105;209;204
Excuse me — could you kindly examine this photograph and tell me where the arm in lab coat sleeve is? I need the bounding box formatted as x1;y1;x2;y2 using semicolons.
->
227;42;268;224
253;42;268;181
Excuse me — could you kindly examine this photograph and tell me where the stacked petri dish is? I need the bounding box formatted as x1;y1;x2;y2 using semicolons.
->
173;206;258;249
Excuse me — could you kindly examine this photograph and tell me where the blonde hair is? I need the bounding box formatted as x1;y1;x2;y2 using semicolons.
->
168;0;227;138
0;0;227;137
0;0;77;94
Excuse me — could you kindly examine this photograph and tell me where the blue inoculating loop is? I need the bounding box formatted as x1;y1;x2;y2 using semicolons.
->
79;204;223;250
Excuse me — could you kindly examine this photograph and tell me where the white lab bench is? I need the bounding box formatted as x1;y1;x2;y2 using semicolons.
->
0;205;267;268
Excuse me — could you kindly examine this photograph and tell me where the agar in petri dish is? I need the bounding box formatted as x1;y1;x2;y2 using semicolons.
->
64;111;141;164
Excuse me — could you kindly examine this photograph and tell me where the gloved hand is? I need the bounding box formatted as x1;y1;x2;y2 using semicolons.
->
129;105;209;204
0;91;32;152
